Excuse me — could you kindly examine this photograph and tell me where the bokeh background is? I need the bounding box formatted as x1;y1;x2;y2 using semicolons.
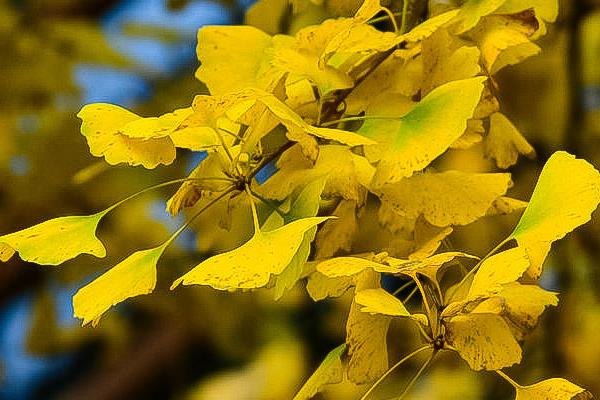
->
1;0;600;399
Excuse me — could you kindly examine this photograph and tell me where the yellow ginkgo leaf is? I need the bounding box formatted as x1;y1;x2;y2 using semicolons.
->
515;378;591;400
375;171;512;227
78;104;176;169
292;344;346;400
256;145;374;202
421;28;481;95
468;247;530;299
360;77;486;187
470;14;540;74
493;282;558;339
445;313;522;371
317;256;395;278
315;200;359;259
195;25;281;95
346;270;391;384
486;196;529;216
172;216;331;291
451;0;507;34
485;113;536;169
400;9;460;43
73;244;167;326
509;151;600;278
306;271;354;301
0;243;16;262
355;288;411;317
497;0;559;23
0;212;107;266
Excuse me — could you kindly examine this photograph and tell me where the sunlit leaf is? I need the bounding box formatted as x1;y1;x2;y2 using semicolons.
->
515;378;592;400
445;313;522;371
172;216;331;291
360;77;486;187
468;247;530;298
0;212;107;266
375;171;512;226
355;288;411;317
509;152;600;278
73;243;167;326
78;103;178;168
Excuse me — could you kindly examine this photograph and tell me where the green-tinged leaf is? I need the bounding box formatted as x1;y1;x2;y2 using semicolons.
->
445;313;522;371
172;217;331;291
355;289;411;317
515;378;592;400
468;247;530;298
292;344;346;400
273;177;327;299
73;244;167;326
361;77;486;187
509;152;600;278
0;212;107;266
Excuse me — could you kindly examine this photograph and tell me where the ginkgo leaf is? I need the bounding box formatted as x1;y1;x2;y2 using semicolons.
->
73;243;167;326
514;378;591;400
172;217;331;291
485;113;536;169
494;282;558;339
468;247;530;298
317;256;395;278
360;77;486;187
486;197;529;216
273;177;327;299
400;9;460;43
346;270;391;384
509;152;600;278
195;25;281;94
445;313;522;371
78;104;176;168
0;212;107;266
315;200;359;259
306;271;354;301
470;14;540;75
421;28;481;95
292;344;346;400
375;171;512;227
452;0;507;34
355;289;411;317
257;145;374;202
497;0;559;23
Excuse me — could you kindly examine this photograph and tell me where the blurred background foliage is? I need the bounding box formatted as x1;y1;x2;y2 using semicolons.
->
0;0;599;399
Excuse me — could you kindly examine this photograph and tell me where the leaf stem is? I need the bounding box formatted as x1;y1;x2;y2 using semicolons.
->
250;190;287;217
382;6;399;33
396;349;437;400
164;187;236;247
400;0;410;34
102;177;235;215
403;285;419;303
360;345;432;400
392;280;414;296
496;370;523;390
319;115;397;128
245;184;260;231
